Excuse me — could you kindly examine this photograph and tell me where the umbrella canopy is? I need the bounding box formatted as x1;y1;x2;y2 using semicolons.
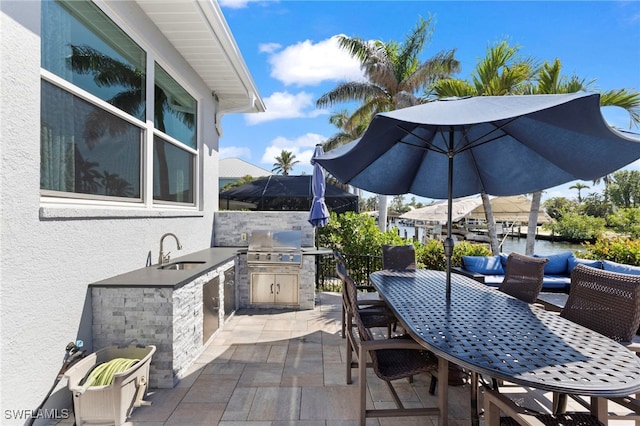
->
315;93;640;295
400;196;483;224
309;144;331;227
466;195;552;224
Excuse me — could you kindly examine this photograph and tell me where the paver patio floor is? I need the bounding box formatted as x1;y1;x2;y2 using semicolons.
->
61;292;637;425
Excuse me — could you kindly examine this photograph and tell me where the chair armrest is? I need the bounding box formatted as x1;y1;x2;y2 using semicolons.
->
361;338;425;351
452;267;486;283
355;284;376;292
355;299;388;307
608;395;640;414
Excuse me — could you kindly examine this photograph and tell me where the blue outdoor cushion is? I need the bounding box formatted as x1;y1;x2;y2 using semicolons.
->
567;254;602;274
541;275;571;291
602;260;640;276
462;255;505;275
483;275;504;287
534;251;572;275
499;253;509;269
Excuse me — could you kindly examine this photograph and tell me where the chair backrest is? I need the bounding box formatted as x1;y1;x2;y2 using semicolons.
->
498;253;548;304
382;245;417;270
348;284;380;362
336;263;358;312
561;263;640;342
334;250;347;268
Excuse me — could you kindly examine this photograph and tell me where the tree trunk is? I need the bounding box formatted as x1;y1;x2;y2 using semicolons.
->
481;193;500;254
378;195;388;232
526;191;542;255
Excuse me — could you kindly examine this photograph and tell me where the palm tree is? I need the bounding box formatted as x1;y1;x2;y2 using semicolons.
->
323;109;369;151
521;59;640;254
322;109;370;198
316;15;460;230
431;40;537;254
569;182;590;203
272;150;300;175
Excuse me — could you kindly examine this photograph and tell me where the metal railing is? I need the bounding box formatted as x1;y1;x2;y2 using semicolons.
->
315;252;382;290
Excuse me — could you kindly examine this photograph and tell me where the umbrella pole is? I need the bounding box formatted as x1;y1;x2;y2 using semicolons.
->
444;143;455;300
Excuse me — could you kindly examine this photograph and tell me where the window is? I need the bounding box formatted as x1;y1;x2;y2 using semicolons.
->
154;136;194;204
153;63;197;203
154;64;197;148
41;0;197;206
41;80;142;199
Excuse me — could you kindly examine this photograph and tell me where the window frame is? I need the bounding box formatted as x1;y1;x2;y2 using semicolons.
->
40;0;201;211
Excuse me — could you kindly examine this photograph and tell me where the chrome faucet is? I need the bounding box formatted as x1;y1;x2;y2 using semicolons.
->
159;233;182;265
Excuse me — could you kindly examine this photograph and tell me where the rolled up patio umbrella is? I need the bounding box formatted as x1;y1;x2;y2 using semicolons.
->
315;93;640;297
309;144;330;227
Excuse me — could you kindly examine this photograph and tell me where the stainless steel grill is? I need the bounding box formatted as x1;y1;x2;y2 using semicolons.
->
247;230;303;266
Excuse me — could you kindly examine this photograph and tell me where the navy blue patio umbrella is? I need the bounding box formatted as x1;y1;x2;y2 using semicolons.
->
314;93;640;296
308;144;331;227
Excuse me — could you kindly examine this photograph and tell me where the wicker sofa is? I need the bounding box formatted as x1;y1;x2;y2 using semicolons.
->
452;251;640;292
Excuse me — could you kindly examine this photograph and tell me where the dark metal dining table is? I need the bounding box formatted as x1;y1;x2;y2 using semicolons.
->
369;269;640;426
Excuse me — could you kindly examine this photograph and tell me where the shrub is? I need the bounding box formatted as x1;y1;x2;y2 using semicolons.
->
417;239;445;270
544;213;606;241
581;237;640;266
317;211;406;256
607;208;640;238
416;239;491;271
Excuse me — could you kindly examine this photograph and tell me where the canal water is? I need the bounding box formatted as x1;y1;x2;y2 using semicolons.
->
392;223;585;255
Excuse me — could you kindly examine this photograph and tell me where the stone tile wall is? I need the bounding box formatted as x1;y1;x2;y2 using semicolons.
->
214;211;315;247
92;259;235;388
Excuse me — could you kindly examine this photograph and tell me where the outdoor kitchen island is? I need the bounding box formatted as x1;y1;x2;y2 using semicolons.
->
236;230;318;311
89;247;239;388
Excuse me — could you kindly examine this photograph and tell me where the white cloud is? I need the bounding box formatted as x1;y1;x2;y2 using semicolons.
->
245;91;328;125
266;35;365;87
259;42;281;54
218;0;266;9
220;146;253;159
260;133;327;173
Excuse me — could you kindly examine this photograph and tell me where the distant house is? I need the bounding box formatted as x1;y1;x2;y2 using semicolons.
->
0;0;264;418
219;157;272;189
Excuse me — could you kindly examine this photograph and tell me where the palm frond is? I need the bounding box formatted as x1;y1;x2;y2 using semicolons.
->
600;89;640;127
337;35;377;64
395;15;433;79
431;79;476;98
316;82;386;108
404;49;461;93
323;132;355;151
68;45;142;89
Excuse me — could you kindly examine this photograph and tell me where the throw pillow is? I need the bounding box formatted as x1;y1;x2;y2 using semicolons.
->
567;254;602;274
534;251;572;275
462;255;505;275
602;260;640;276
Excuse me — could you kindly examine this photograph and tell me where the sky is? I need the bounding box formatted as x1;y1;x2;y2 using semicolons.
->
216;0;640;204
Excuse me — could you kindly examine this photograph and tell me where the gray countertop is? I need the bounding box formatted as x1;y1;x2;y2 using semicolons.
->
90;247;241;289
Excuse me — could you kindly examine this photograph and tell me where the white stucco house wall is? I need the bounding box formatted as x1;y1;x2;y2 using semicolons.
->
0;0;264;422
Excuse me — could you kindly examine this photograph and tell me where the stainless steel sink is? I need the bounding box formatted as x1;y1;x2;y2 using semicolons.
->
159;261;206;270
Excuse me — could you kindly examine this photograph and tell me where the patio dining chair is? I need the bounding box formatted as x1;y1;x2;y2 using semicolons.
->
498;253;549;304
333;250;382;339
484;253;549;409
554;263;640;420
350;295;439;426
483;387;604;426
340;265;398;384
382;244;417;270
